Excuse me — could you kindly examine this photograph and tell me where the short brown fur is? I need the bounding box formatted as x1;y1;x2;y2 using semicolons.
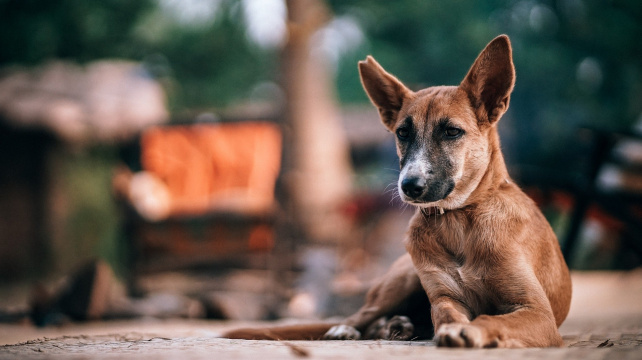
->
222;35;572;348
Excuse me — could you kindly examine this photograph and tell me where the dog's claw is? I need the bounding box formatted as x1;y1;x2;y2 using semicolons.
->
434;324;484;348
323;325;361;340
384;315;414;340
363;315;414;340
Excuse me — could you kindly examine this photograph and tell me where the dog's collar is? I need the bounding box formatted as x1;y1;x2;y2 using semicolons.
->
420;206;445;217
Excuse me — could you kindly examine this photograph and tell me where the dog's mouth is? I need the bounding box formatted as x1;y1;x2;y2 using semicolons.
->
399;178;455;204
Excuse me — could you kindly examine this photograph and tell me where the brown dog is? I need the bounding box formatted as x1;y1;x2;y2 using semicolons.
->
223;35;572;348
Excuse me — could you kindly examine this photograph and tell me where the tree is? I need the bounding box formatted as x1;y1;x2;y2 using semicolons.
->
328;0;642;169
0;0;154;65
281;0;353;243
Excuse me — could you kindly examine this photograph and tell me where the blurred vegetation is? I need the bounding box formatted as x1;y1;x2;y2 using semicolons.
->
328;0;642;168
2;0;640;162
1;0;640;272
54;147;125;276
0;0;277;110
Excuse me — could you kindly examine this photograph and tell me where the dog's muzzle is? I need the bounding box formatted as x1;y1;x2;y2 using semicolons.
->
400;176;455;203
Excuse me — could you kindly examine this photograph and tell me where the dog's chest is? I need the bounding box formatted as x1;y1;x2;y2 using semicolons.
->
409;214;497;314
432;256;496;317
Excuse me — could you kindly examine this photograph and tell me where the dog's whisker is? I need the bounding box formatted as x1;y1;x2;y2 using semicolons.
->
384;187;398;196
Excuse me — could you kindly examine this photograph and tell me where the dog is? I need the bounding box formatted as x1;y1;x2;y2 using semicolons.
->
223;35;572;348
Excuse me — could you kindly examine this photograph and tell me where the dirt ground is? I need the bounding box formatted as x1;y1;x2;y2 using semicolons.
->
1;271;641;359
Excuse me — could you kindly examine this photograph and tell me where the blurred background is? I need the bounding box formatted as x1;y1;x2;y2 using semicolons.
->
0;0;640;325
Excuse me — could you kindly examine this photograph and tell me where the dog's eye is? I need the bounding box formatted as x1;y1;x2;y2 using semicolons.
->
396;127;410;140
445;127;463;138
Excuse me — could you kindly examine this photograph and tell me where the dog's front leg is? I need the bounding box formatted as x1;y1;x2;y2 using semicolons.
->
430;296;508;348
429;297;482;347
430;297;472;326
430;275;563;348
434;306;561;348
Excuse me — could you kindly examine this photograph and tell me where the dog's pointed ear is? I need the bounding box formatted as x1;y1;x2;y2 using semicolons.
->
359;56;411;131
460;35;515;124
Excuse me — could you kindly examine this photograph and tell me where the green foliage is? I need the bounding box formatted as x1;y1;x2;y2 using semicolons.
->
1;0;640;164
0;0;278;110
143;3;278;110
0;0;154;64
55;147;122;274
2;0;639;273
329;0;642;167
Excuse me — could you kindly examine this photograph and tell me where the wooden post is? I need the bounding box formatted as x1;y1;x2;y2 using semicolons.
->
281;0;353;244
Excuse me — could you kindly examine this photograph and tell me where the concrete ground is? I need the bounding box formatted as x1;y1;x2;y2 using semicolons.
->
1;271;641;359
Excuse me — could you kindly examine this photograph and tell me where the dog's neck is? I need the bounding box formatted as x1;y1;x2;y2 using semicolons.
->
464;128;511;208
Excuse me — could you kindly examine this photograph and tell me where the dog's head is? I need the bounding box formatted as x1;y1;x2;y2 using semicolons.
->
359;35;515;210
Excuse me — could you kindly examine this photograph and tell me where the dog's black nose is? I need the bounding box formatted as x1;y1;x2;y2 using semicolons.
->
401;177;426;199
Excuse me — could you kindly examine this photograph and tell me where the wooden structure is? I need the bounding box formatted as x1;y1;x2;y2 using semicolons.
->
0;60;168;279
116;121;283;273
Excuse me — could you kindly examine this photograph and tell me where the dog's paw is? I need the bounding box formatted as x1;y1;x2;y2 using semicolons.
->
363;316;415;340
363;317;387;339
323;325;361;340
434;323;486;348
383;316;414;340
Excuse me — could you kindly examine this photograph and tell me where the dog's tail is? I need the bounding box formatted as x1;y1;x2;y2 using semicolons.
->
222;322;339;340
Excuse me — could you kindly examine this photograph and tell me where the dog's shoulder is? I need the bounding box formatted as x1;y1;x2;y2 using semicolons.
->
476;181;536;221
